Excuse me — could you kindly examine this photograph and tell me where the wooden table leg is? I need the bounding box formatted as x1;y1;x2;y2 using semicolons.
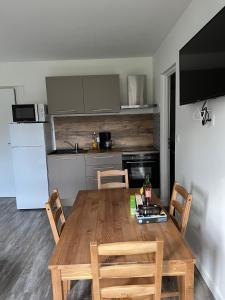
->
51;268;63;300
62;280;71;299
179;262;195;300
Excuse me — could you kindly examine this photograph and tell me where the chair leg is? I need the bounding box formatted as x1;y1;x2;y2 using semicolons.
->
67;280;71;292
177;263;194;300
177;276;182;299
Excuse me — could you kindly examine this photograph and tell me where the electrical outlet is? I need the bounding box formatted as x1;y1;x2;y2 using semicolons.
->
175;134;180;143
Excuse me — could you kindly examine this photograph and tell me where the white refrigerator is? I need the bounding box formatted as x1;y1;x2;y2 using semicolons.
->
9;123;52;209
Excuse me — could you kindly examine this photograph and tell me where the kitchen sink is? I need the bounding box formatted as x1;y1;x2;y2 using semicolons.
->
50;148;88;155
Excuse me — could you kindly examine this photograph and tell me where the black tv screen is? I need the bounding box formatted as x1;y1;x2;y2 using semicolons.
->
180;7;225;105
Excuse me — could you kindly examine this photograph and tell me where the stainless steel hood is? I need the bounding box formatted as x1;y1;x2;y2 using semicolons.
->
121;75;149;109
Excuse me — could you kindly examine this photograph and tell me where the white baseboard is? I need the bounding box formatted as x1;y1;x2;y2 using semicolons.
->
195;259;223;300
188;246;224;300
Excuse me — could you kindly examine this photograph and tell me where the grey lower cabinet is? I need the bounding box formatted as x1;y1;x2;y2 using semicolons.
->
85;153;122;190
46;76;85;114
47;152;123;205
47;155;86;205
83;75;120;113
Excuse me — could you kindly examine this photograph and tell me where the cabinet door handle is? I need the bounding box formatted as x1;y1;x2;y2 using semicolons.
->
94;156;114;159
49;156;79;160
93;166;115;170
91;108;113;112
55;109;78;113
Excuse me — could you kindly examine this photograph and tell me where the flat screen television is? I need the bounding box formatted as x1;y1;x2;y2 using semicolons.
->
179;7;225;105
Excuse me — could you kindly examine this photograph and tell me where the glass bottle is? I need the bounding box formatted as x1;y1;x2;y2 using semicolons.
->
144;174;152;206
91;132;97;150
96;135;100;150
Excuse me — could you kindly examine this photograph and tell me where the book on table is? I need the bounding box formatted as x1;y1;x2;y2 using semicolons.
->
134;193;167;224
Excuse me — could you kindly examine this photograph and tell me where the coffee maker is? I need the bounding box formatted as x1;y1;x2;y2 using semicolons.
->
99;132;112;150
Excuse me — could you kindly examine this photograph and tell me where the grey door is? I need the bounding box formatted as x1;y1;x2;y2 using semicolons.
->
83;75;120;113
46;76;84;114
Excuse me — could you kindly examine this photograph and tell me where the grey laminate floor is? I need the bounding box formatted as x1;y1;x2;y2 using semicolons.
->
0;198;214;300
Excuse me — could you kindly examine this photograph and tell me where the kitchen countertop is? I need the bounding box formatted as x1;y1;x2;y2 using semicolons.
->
48;146;159;156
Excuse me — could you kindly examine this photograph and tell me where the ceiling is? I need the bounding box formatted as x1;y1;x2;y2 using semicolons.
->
0;0;191;62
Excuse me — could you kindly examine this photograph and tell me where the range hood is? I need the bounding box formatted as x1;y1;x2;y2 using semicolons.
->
121;75;150;109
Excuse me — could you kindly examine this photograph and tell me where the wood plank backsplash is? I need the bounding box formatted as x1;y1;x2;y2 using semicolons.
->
54;114;154;149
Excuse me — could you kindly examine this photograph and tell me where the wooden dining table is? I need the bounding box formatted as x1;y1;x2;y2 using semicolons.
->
48;188;196;300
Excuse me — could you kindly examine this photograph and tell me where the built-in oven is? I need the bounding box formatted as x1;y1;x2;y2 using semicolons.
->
122;152;160;189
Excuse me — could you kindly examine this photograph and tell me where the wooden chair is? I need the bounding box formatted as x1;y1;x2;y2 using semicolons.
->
45;189;66;244
90;240;164;300
161;182;192;299
45;190;71;299
169;181;192;237
97;169;129;190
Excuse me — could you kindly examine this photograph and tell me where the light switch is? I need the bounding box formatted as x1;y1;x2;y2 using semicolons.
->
175;134;180;143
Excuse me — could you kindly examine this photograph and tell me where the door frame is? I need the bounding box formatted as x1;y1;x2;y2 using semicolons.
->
160;64;176;205
0;88;16;197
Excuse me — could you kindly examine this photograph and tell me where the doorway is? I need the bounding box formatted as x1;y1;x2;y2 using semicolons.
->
160;64;176;205
0;89;16;197
168;73;176;195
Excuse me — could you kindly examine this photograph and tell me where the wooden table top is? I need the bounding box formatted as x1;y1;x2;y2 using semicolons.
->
49;189;195;270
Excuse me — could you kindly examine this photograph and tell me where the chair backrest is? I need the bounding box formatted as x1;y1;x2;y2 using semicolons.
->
97;169;129;189
90;240;164;300
45;189;66;244
169;182;192;237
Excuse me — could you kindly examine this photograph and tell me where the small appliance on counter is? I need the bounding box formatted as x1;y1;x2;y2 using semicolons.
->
99;131;112;150
12;104;48;122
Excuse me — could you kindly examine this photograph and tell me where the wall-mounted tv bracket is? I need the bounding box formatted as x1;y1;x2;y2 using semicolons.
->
201;101;211;126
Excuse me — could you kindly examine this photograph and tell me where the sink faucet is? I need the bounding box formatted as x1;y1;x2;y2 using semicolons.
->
64;140;79;151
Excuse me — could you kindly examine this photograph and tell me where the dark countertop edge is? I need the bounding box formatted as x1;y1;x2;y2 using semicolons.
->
47;147;160;157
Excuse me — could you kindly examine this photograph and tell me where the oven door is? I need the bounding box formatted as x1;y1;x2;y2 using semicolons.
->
12;104;37;122
124;160;160;188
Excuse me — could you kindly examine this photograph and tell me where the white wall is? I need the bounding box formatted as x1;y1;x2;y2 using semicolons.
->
0;57;153;105
153;0;225;299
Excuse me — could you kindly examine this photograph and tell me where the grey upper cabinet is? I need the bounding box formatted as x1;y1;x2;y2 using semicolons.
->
83;75;120;113
46;76;85;114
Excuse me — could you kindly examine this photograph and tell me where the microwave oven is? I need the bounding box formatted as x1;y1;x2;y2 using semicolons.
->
12;104;48;122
